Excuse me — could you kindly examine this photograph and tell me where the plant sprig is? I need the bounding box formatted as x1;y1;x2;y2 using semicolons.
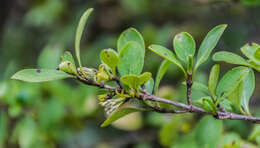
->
11;8;260;127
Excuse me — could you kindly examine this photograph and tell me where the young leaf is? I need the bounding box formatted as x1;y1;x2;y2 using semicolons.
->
148;44;186;75
208;64;220;96
75;8;93;67
59;51;77;74
196;97;217;114
194;116;223;148
154;60;172;95
144;78;154;94
120;72;152;89
241;69;255;114
241;42;260;65
118;42;145;76
216;66;250;97
173;32;196;64
100;49;119;74
11;69;73;82
195;24;227;71
117;28;145;52
213;51;250;66
101;107;145;127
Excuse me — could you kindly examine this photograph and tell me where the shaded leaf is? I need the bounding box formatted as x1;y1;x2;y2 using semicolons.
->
216;66;250;97
100;49;119;74
173;32;196;64
75;8;93;67
117;28;145;52
154;60;172;95
144;78;154;94
194;116;223;148
195;24;227;71
213;51;250;66
148;44;185;75
118;42;145;76
101;107;145;127
208;64;220;96
241;42;260;65
11;69;73;82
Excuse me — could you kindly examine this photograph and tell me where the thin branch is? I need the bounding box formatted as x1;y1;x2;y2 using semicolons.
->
75;75;260;124
186;72;193;106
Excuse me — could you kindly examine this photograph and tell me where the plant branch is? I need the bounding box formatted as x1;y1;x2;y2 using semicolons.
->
75;75;260;124
186;72;193;107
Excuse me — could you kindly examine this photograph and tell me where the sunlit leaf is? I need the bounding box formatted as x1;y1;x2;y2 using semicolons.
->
100;49;119;74
216;66;250;97
120;72;152;89
11;69;73;82
118;42;145;76
154;60;172;95
117;28;145;52
194;116;223;148
213;51;250;66
148;44;185;75
173;32;196;64
195;24;227;71
101;107;145;127
75;8;93;67
208;64;220;96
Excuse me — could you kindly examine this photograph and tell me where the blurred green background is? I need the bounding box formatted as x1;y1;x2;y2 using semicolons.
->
1;0;260;148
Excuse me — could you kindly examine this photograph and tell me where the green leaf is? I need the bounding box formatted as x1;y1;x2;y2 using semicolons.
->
194;116;223;148
117;28;145;52
154;60;172;95
118;42;145;76
192;82;210;95
100;49;119;74
213;51;250;66
11;69;73;82
241;42;260;65
228;68;255;114
196;97;217;114
216;66;250;97
208;64;220;96
144;78;154;94
120;72;152;89
195;24;227;71
148;44;185;75
101;107;145;127
61;51;76;65
173;32;196;64
58;51;77;74
75;8;93;67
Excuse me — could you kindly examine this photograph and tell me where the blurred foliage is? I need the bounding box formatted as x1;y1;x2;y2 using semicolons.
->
1;0;260;147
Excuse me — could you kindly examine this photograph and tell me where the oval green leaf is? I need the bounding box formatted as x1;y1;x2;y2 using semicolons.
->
148;44;185;75
173;32;196;64
213;51;250;66
11;69;73;82
216;66;250;97
118;42;145;76
75;8;93;67
117;28;145;52
195;24;227;71
100;49;119;74
241;42;260;65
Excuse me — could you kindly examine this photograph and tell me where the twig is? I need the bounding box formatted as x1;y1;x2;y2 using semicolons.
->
75;75;260;124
